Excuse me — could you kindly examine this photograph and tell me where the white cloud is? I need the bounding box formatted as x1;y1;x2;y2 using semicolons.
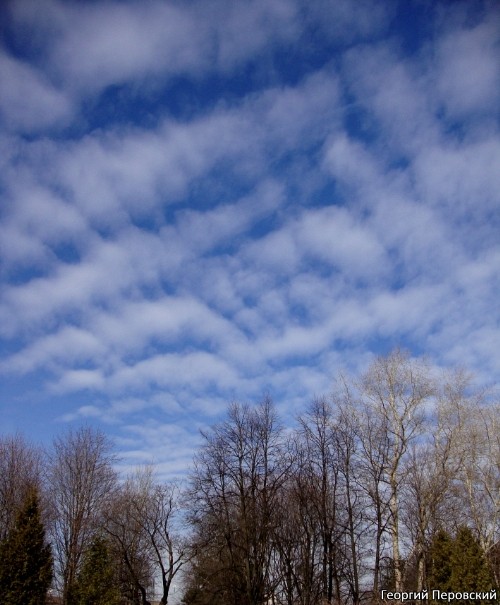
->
10;0;211;93
432;16;500;119
0;232;155;335
0;51;72;132
413;137;500;221
239;202;389;295
0;223;50;273
106;351;240;395
456;250;500;295
1;326;105;375
212;0;300;70
324;133;382;190
7;0;383;103
242;227;300;275
367;191;461;282
171;179;284;255
366;283;447;338
20;106;269;226
116;420;204;479
0;67;341;244
8;0;300;97
342;43;439;158
294;206;388;280
51;368;105;393
0;181;89;270
89;296;246;363
255;70;342;146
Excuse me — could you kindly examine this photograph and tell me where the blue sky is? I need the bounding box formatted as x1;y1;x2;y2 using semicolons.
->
1;0;499;478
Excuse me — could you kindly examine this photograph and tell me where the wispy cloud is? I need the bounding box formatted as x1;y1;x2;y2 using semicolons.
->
431;12;500;119
0;51;73;132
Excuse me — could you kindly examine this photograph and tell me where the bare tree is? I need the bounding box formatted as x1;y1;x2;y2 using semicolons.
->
274;396;368;605
333;394;367;605
296;397;342;604
272;439;323;605
0;433;42;542
352;388;393;598
438;371;500;584
104;472;154;605
187;397;289;605
360;350;434;593
47;426;117;604
145;480;187;605
179;350;499;605
401;377;465;594
105;467;187;605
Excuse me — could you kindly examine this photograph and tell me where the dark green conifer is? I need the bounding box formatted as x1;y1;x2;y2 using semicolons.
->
428;527;496;604
73;534;120;605
0;487;53;605
450;526;494;596
427;529;454;593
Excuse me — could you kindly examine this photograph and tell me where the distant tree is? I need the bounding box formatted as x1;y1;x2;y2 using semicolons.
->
73;534;120;605
0;487;53;605
47;427;117;604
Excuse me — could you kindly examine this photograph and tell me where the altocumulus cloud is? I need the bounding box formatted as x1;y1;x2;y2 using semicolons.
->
0;0;499;478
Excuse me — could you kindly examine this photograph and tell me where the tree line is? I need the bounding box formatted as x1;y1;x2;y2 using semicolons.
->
0;350;498;604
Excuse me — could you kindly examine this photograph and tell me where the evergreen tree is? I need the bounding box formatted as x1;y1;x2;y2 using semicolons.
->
73;534;120;605
427;527;496;603
0;487;53;605
427;529;454;593
450;527;495;596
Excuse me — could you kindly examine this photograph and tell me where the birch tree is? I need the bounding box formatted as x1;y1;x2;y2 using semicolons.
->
360;350;434;593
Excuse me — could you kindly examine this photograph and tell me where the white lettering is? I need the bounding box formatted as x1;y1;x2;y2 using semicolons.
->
429;590;496;602
432;590;446;601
